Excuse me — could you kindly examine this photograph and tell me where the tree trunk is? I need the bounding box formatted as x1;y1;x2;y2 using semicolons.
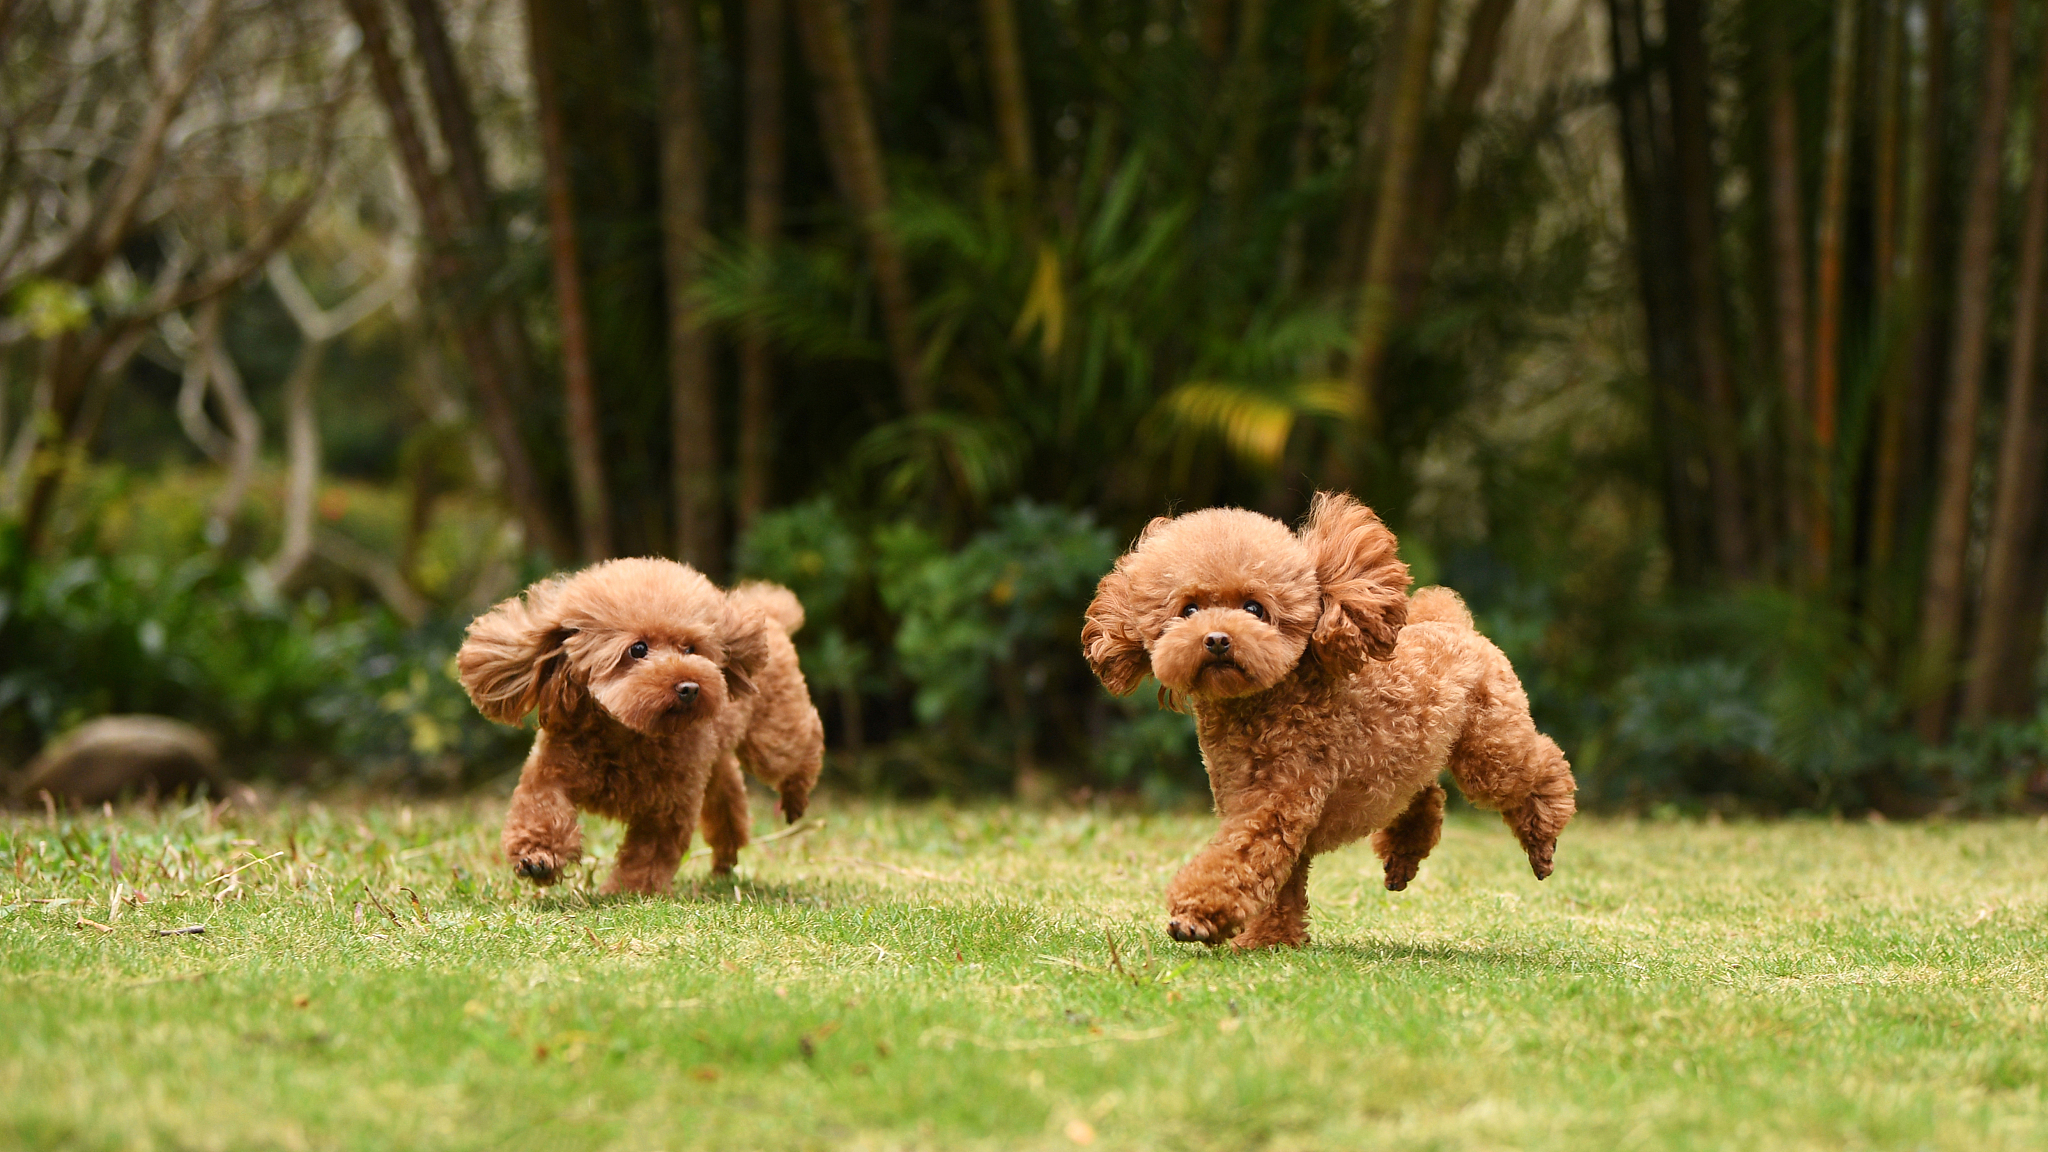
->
737;0;787;534
1276;0;1336;295
1916;0;2015;741
525;0;613;562
1870;0;1904;318
400;0;538;411
1345;0;1439;433
401;0;490;234
652;0;719;575
1198;0;1235;62
981;0;1034;188
864;0;894;89
1808;0;1857;584
1607;0;1711;584
1871;0;1945;574
1765;11;1812;585
341;0;568;560
1394;0;1517;322
1666;0;1750;578
796;0;926;412
1221;0;1272;213
1962;12;2048;725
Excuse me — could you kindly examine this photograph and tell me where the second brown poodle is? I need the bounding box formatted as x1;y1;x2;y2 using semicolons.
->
1083;492;1576;949
458;558;823;895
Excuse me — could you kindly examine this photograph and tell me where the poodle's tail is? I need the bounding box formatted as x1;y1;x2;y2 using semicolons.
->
1406;586;1473;629
729;581;806;636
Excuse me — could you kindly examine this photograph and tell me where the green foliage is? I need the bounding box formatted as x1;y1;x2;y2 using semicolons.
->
0;494;525;787
878;502;1115;725
737;498;1190;794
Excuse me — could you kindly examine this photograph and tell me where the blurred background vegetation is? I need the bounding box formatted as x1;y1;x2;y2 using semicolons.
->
2;0;2045;811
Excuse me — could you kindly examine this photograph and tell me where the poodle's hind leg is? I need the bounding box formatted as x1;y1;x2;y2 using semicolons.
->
501;764;582;886
1501;736;1576;879
1371;783;1444;891
699;754;752;877
603;817;690;895
1231;856;1313;950
1447;706;1577;881
738;672;824;822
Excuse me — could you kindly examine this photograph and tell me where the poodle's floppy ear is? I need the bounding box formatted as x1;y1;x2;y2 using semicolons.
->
457;582;576;726
719;597;774;697
1082;566;1151;697
1298;491;1410;675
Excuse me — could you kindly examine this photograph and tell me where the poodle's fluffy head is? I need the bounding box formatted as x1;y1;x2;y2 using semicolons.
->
1082;492;1410;702
456;558;773;736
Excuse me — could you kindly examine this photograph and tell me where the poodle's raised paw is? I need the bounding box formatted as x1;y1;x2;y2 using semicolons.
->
1526;840;1555;881
1382;855;1422;892
777;780;810;824
513;851;566;886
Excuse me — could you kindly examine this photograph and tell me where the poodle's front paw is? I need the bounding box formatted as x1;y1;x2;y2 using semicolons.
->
1166;903;1241;947
512;849;566;886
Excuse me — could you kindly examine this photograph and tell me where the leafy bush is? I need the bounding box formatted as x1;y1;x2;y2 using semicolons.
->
0;516;525;789
737;497;1200;795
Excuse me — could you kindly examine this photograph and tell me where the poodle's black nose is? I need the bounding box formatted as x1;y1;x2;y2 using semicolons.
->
1204;632;1231;656
675;682;700;704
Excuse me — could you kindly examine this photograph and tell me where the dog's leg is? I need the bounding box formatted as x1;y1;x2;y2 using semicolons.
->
1165;768;1326;946
737;660;824;823
1499;738;1575;880
1371;783;1445;891
604;816;690;895
1231;855;1313;950
1445;674;1577;880
699;753;751;877
501;757;581;886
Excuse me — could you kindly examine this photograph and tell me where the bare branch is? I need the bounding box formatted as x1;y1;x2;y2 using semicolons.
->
46;0;231;283
191;297;259;546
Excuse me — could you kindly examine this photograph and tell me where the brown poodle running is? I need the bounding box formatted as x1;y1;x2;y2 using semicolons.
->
457;558;823;895
1082;492;1576;949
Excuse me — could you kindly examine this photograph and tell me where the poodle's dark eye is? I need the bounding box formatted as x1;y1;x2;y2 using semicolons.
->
1243;600;1265;619
628;641;649;659
682;644;694;655
1181;603;1200;619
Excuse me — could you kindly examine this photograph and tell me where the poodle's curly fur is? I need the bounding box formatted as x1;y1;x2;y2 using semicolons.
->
457;558;823;895
1082;492;1576;949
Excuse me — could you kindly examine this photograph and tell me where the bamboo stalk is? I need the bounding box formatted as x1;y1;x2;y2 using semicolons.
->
796;0;926;413
1765;10;1812;583
738;0;787;534
1915;0;2016;740
981;0;1034;188
525;0;612;561
1667;0;1751;576
653;0;719;574
1961;12;2048;725
1809;0;1857;582
1345;0;1439;435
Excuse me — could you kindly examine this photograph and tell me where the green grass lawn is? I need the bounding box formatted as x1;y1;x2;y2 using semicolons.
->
5;794;2048;1151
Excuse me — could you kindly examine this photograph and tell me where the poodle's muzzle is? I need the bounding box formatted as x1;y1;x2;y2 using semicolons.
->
590;653;729;734
1151;608;1304;699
